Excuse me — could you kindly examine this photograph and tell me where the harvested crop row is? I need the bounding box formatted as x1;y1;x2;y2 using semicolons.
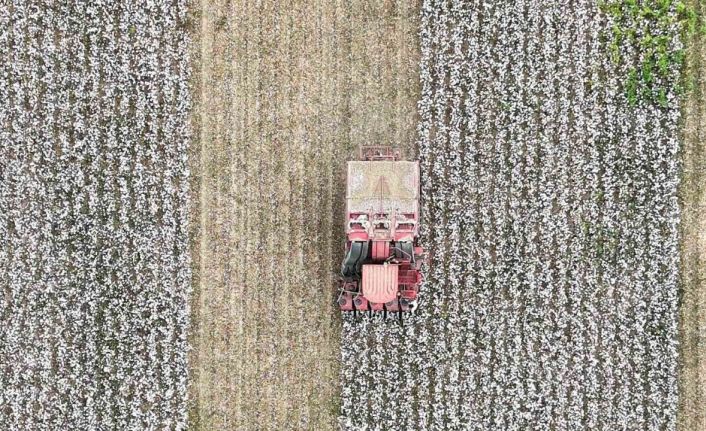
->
341;1;682;430
0;2;191;429
190;1;420;430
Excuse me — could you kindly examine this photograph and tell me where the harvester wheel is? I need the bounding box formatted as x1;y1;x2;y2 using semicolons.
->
395;241;414;262
402;241;414;262
341;242;363;277
354;241;369;275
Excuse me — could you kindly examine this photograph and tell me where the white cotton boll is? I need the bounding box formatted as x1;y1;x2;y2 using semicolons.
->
0;1;192;429
340;1;680;429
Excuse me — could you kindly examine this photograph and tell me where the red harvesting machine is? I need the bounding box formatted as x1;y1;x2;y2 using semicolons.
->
337;146;425;317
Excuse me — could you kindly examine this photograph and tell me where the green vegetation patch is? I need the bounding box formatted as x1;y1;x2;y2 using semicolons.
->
599;0;702;107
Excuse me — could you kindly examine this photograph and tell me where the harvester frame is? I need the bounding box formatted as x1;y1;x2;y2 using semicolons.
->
337;146;425;320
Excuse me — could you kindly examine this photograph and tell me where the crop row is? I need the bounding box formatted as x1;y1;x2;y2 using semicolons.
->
340;0;681;430
0;2;192;430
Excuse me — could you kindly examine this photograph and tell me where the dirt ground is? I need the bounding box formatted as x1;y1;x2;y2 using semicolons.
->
188;1;420;429
678;3;706;429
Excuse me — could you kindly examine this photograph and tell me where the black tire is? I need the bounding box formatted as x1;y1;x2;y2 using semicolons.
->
354;241;369;275
341;242;363;277
395;241;414;262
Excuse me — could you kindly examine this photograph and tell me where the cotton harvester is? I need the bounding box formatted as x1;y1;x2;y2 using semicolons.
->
337;146;424;318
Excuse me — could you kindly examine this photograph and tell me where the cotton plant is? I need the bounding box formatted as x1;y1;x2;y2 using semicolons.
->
340;0;682;429
0;1;192;429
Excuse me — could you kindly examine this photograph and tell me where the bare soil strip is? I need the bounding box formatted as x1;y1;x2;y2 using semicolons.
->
678;3;706;428
190;1;420;429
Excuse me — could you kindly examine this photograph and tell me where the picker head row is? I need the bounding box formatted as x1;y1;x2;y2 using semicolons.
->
337;146;425;317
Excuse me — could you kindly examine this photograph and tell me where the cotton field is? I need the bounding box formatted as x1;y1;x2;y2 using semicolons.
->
1;0;703;430
0;2;191;429
341;0;682;430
